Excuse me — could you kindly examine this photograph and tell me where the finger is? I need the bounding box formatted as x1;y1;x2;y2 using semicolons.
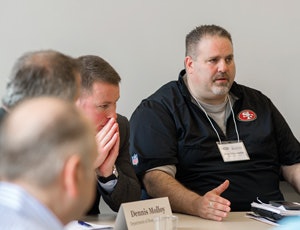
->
212;180;230;195
209;200;231;212
102;130;119;153
96;118;117;139
106;133;119;158
97;135;119;173
96;133;119;165
97;123;118;147
97;121;117;142
206;180;231;208
208;195;231;208
206;208;229;221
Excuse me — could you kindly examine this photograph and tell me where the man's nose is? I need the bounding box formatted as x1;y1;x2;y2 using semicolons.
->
107;110;117;120
218;59;229;73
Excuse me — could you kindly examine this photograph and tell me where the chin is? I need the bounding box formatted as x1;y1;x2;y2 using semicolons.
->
212;87;230;95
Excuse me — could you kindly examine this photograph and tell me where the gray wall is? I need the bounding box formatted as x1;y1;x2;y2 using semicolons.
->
1;0;300;140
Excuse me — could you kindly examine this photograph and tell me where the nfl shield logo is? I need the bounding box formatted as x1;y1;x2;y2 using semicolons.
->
131;153;139;165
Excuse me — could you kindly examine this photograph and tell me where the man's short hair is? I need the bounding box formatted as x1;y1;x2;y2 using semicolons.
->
185;24;232;59
77;55;121;92
2;50;80;108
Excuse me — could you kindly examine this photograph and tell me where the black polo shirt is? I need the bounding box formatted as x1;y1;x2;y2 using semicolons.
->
129;69;300;211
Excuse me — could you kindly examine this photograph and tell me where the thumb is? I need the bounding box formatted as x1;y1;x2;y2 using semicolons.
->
213;179;230;196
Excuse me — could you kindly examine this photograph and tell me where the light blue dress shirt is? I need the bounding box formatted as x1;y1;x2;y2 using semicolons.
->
273;216;300;230
0;182;63;230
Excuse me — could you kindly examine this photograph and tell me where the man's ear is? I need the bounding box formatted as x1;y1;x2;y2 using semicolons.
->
63;155;82;197
185;56;194;74
75;98;81;107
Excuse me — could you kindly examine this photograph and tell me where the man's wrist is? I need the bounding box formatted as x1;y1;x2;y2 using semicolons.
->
98;165;118;183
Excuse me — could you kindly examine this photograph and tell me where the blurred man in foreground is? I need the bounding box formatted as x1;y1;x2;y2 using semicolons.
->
0;97;97;229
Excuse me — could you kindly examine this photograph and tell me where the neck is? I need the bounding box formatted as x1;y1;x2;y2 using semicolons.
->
196;94;228;105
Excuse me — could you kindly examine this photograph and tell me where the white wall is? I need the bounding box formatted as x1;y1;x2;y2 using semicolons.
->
1;0;300;139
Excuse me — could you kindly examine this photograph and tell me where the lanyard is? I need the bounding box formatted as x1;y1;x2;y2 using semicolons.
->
193;95;240;144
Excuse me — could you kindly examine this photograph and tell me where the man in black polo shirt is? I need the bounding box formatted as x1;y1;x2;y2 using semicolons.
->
129;25;300;221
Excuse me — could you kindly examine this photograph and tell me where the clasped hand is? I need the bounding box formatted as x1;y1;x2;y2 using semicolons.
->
94;118;119;177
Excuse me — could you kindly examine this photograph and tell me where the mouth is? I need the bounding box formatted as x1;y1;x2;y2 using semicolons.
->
213;74;229;84
214;78;229;84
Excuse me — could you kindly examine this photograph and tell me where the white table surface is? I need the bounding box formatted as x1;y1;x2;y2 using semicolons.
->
79;212;274;230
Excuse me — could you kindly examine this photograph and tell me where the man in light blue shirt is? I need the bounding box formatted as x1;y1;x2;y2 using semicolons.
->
0;97;98;229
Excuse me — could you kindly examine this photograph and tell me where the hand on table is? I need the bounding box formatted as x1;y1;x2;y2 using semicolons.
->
196;180;231;221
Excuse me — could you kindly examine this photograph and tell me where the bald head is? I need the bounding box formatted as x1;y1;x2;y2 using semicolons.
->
2;50;80;109
0;97;96;187
6;97;75;147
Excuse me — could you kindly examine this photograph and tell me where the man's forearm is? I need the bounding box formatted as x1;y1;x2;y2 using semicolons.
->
143;170;201;216
282;163;300;193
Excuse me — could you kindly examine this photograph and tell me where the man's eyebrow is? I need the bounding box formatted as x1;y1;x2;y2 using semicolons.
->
97;98;120;104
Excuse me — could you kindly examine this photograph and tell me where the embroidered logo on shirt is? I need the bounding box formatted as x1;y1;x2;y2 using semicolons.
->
237;110;257;121
131;153;139;165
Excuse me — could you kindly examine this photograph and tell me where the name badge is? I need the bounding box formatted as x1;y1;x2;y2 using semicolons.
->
217;141;250;162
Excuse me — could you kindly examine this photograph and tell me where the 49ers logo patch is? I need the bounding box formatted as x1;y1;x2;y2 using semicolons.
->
237;110;257;121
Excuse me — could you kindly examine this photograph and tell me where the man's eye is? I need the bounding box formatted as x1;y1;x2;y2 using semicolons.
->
98;105;109;109
226;57;233;64
208;59;217;63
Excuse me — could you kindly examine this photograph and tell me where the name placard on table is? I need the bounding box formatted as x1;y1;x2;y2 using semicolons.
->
114;197;172;230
